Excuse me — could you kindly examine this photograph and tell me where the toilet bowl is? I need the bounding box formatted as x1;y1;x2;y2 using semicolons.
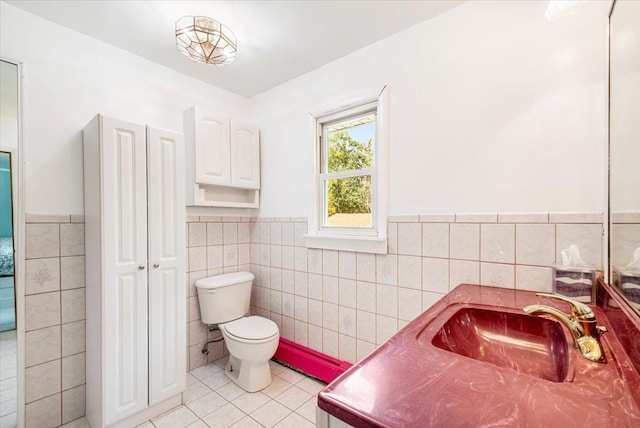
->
219;316;279;392
195;272;280;392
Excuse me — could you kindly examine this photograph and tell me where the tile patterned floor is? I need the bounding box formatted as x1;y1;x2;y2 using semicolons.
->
0;330;17;428
139;358;322;428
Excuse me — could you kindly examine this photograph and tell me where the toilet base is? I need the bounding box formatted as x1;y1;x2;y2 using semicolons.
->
225;354;273;392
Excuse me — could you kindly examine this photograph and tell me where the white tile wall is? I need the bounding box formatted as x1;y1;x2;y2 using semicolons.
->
248;213;603;364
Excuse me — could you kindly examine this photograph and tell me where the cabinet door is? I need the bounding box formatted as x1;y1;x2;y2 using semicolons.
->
146;127;187;405
101;117;149;425
195;108;231;186
230;119;260;189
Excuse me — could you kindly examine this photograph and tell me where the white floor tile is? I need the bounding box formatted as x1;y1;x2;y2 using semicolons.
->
296;376;326;395
191;363;224;380
214;356;229;370
152;406;199;428
229;416;263;428
274;385;312;410
276;368;306;385
187;391;228;418
215;381;246;402
184;381;213;404
268;360;286;375
261;376;293;399
201;371;231;390
202;403;245;428
61;417;92;427
250;400;292;428
295;397;317;423
232;391;270;414
0;411;16;428
274;412;315;428
186;420;209;428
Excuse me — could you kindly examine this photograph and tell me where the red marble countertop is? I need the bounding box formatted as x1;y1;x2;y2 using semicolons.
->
318;284;640;427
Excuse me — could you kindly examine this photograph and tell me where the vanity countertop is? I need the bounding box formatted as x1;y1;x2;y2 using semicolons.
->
317;284;640;427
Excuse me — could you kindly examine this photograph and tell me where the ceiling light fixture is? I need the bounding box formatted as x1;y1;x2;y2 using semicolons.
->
175;16;237;66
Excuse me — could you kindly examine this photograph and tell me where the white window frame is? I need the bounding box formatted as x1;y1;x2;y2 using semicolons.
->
306;85;389;254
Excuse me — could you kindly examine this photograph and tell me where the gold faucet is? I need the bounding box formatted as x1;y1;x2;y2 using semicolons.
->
523;293;607;363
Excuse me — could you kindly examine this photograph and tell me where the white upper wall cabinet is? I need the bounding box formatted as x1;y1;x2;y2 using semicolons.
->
184;106;261;207
230;119;260;189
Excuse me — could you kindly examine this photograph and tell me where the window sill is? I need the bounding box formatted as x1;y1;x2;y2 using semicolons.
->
304;233;387;254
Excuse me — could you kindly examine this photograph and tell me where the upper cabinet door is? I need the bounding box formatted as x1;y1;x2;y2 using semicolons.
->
195;108;231;186
146;126;187;406
230;119;260;189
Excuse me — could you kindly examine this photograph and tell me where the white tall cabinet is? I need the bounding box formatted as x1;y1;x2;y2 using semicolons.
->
83;115;186;428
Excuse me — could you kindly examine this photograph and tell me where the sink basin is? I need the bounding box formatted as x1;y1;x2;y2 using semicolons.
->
432;307;569;382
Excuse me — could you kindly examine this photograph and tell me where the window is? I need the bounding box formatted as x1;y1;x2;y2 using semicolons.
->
306;86;389;254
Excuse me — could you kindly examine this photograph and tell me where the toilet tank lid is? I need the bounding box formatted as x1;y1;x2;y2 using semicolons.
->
195;271;255;289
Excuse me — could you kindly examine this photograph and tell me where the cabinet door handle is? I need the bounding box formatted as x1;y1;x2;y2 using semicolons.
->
138;265;145;270
153;263;160;268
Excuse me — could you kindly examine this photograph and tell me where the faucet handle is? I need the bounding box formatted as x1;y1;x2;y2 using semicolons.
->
535;293;595;320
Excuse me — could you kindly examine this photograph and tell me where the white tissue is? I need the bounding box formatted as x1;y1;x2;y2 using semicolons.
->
625;247;640;271
559;244;588;267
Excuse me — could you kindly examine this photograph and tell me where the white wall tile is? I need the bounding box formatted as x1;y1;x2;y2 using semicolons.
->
449;260;479;289
610;224;640;268
270;245;282;268
549;212;602;224
25;257;60;295
307;249;322;274
25;292;60;331
387;223;398;255
450;223;480;261
376;284;397;317
422;258;449;294
270;223;282;245
356;253;376;282
294;272;308;297
207;223;223;245
189;247;207;272
307;274;322;300
498;212;548;223
26;223;59;259
188;223;207;247
356;339;375;361
422;223;449;258
222;223;238;245
516;266;553;292
336;280;356;312
322;250;339;276
270;268;282;291
456;213;497;223
294;247;308;272
481;224;515;263
419;214;455;222
356;310;376;343
422;291;445;311
238;223;251;244
294;296;308;322
61;289;85;323
308;299;322;327
338;306;356;337
294;320;309;347
480;263;515;289
25;393;61;428
556;224;603;270
398;288;422;321
282;293;294;318
294;223;307;247
516;224;556;266
60;224;84;257
61;321;85;358
281;223;294;246
60;256;84;290
397;223;421;256
338;334;356;363
338;251;356;279
62;385;85;425
26;360;60;403
376;254;397;286
356;281;376;313
398;255;421;290
282;269;294;294
206;246;223;270
308;325;322;352
376;315;397;345
250;243;260;265
62;353;85;390
25;326;60;367
322;275;339;304
322;302;339;331
282;316;295;340
281;246;294;270
322;329;339;359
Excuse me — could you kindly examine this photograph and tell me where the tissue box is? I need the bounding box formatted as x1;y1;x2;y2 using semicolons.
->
552;266;595;303
613;269;640;310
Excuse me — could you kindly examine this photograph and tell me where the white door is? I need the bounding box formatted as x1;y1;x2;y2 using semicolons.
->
101;117;149;425
194;108;231;186
146;126;187;405
230;119;260;189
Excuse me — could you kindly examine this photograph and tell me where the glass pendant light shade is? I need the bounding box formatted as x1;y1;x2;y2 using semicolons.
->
175;16;237;66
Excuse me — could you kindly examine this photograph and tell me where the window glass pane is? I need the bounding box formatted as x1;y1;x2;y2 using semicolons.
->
326;114;375;173
325;175;372;228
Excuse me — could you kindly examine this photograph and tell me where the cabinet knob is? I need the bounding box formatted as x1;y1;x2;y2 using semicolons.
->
153;263;160;268
138;265;145;270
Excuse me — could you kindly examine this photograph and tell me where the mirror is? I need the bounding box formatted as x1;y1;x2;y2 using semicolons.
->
609;0;640;315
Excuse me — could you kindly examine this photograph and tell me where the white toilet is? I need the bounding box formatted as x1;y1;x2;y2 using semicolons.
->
195;271;280;392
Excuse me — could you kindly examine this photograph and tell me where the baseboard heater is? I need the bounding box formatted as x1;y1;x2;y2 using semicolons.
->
273;337;353;384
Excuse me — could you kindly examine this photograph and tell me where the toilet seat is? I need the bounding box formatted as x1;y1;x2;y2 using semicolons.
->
222;316;278;344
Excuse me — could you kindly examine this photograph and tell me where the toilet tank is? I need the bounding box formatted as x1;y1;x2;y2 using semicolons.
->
195;272;254;325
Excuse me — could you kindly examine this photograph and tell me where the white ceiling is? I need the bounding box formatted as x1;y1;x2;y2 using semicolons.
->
7;0;465;97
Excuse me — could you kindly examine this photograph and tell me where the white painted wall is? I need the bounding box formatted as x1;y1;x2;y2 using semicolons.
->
0;2;250;215
252;0;608;217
